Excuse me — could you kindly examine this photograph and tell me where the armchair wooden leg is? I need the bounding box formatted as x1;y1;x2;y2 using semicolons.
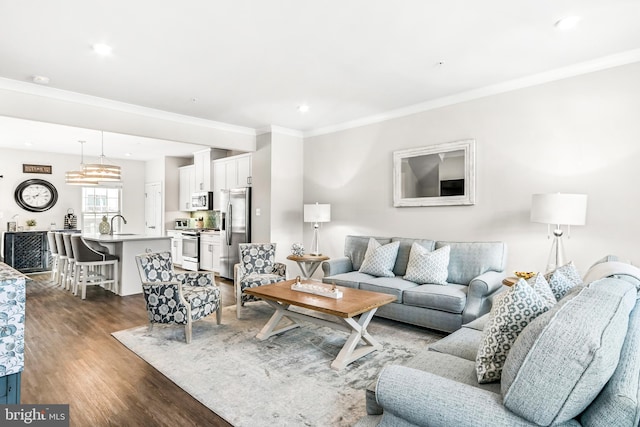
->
185;321;192;344
216;307;222;325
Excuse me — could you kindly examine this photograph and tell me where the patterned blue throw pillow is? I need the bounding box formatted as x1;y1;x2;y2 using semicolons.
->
476;279;551;383
403;243;450;285
358;238;400;278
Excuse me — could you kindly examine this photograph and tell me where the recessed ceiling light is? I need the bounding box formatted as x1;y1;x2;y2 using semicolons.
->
92;43;113;55
555;16;581;30
24;142;33;147
124;152;132;157
297;104;310;113
32;75;50;85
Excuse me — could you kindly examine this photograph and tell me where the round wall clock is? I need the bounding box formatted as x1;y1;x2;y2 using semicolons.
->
14;179;59;212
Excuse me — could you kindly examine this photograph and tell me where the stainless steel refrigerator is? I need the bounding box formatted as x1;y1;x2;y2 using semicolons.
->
219;187;251;280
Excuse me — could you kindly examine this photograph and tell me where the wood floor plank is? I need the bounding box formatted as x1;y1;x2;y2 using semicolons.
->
21;273;235;427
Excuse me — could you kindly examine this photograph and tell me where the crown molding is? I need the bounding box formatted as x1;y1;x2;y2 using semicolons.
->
304;49;640;138
0;77;257;136
257;125;304;138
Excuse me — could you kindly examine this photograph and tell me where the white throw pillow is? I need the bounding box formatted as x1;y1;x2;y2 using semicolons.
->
358;238;400;278
403;243;450;285
476;279;551;383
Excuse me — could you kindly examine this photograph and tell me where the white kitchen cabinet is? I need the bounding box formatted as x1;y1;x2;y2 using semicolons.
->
236;153;252;187
194;148;212;192
212;153;252;199
179;165;195;211
200;232;220;272
167;230;184;265
212;160;226;210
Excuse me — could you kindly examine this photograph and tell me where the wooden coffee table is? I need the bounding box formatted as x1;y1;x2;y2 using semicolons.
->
244;279;396;370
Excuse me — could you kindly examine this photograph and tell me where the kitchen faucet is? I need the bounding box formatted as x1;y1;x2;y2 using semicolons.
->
110;215;127;235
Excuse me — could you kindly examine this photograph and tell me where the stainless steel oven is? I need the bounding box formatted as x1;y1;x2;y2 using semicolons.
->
181;231;200;271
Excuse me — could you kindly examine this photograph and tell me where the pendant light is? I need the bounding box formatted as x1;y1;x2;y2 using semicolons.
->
83;131;121;182
66;141;98;185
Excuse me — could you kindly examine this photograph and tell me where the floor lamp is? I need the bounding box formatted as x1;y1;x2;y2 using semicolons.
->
530;193;587;273
304;203;331;256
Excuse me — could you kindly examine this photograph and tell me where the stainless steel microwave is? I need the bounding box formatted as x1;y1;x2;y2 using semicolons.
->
191;192;213;210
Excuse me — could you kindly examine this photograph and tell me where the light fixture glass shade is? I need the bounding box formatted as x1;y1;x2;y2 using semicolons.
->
82;163;121;181
304;203;331;223
65;170;97;186
530;193;587;226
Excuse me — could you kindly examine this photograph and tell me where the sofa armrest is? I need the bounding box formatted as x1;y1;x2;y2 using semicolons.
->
376;365;565;427
462;270;506;324
322;257;353;276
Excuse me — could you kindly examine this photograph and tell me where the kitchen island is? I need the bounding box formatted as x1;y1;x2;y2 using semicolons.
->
82;234;171;296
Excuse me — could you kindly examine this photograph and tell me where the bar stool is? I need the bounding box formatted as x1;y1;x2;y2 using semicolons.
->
70;235;119;300
62;233;77;291
47;231;60;284
54;232;68;288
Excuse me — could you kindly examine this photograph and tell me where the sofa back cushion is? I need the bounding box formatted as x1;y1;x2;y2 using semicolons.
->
391;237;436;276
435;241;507;285
500;278;637;425
344;236;391;271
581;300;640;427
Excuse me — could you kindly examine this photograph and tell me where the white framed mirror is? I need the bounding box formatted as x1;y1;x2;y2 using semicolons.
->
393;139;476;207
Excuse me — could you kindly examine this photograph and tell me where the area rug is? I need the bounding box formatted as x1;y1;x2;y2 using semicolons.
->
112;304;445;427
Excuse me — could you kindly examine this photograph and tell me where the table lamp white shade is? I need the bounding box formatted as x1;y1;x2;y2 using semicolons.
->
304;203;331;223
530;193;587;226
304;203;331;255
530;193;587;273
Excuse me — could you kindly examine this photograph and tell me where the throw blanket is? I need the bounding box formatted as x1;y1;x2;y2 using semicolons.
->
582;261;640;290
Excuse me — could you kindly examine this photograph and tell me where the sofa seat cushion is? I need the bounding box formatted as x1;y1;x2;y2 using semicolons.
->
501;278;637;426
359;277;418;303
366;347;501;415
429;326;484;361
323;271;374;289
402;284;467;314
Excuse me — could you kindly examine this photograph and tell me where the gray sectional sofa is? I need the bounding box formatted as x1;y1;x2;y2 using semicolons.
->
356;260;640;427
321;235;507;332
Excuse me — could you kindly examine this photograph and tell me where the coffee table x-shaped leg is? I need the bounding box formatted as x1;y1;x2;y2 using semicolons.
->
255;299;383;370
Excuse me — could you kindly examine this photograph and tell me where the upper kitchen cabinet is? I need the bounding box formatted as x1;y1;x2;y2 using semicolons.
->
212;153;252;210
179;165;195;211
194;148;228;192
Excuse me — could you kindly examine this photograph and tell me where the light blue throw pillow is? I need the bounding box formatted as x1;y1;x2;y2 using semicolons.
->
403;243;450;285
358;238;400;278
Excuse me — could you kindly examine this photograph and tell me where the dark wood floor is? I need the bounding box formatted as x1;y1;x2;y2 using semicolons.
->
22;272;236;427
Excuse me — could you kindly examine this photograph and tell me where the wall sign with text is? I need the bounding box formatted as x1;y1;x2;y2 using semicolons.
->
23;164;52;174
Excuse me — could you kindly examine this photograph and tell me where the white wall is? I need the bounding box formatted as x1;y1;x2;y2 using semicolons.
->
0;147;146;233
303;62;640;274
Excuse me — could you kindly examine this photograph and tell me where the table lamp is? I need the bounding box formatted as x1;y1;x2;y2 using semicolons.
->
530;193;587;272
304;203;331;256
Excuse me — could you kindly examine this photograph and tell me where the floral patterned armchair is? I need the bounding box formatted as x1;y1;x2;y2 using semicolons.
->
234;243;287;318
135;251;221;343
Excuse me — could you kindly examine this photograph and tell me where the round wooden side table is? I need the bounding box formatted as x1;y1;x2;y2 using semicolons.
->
287;254;329;280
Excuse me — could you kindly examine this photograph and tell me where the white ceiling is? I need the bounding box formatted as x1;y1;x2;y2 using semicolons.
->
0;0;639;160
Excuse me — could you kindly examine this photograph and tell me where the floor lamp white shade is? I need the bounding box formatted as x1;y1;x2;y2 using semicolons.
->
531;193;587;272
304;203;331;256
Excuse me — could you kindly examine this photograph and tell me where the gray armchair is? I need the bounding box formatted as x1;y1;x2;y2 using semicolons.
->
135;251;221;343
234;243;286;319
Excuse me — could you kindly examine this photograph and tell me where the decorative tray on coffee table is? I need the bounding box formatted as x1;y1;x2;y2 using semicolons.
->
291;278;343;299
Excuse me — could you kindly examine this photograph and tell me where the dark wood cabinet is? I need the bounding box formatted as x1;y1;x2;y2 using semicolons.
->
3;231;50;273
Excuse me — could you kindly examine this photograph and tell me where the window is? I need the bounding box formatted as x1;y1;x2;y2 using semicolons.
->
82;187;122;233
